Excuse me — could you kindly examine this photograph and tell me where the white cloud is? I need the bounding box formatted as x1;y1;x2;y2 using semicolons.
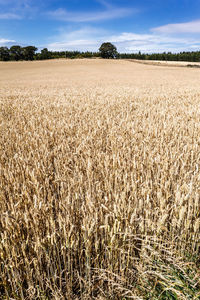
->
0;0;13;4
47;26;200;53
0;38;16;45
0;0;32;7
48;27;105;51
47;4;136;23
0;13;21;19
108;33;200;53
152;19;200;34
0;0;38;20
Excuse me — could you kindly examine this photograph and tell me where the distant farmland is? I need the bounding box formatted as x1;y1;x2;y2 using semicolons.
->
0;59;200;299
130;59;200;67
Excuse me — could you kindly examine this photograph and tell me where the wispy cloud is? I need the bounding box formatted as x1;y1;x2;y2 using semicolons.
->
0;13;22;19
0;0;39;20
48;27;105;51
107;32;200;52
0;0;33;7
95;0;112;9
47;3;137;23
152;19;200;34
0;0;14;4
0;38;16;45
47;26;200;53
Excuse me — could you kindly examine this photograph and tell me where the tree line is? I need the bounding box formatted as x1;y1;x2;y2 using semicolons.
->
119;51;200;62
1;43;200;62
0;45;100;61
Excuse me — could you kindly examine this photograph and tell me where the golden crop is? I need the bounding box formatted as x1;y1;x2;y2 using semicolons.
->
0;59;200;299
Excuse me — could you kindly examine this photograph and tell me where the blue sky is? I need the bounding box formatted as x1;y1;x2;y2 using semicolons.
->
1;0;200;53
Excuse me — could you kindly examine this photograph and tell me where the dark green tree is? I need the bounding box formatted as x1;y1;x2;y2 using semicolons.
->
99;42;118;59
10;45;23;61
23;46;37;60
0;47;10;61
40;48;52;60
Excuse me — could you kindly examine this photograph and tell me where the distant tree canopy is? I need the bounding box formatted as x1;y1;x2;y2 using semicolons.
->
0;47;10;61
36;48;52;60
0;45;38;61
0;46;100;61
0;44;200;62
10;45;24;61
23;46;37;61
118;51;200;62
99;42;118;59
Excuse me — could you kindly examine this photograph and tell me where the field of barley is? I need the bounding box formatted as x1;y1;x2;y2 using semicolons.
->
132;59;200;67
0;59;200;299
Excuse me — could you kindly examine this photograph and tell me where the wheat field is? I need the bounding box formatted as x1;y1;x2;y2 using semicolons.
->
0;59;200;299
132;59;200;67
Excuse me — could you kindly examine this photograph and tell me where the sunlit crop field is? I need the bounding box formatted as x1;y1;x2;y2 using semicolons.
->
0;59;200;299
132;59;200;67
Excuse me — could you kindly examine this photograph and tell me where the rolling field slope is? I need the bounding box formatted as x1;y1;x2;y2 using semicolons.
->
0;59;200;299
